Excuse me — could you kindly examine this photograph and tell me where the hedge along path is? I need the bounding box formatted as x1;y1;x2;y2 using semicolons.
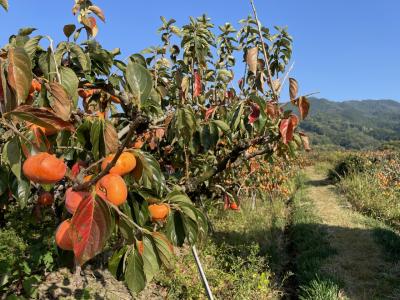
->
303;166;400;300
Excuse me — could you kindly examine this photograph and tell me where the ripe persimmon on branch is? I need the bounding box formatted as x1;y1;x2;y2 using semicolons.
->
0;0;312;296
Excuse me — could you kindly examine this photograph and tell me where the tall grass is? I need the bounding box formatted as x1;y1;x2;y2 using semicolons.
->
151;196;288;299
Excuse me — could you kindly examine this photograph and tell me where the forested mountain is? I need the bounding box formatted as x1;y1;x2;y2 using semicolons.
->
297;98;400;149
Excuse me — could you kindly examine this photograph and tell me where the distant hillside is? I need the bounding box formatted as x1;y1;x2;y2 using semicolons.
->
296;98;400;149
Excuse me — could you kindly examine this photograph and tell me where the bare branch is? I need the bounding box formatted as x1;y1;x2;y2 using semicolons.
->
250;0;278;101
278;61;295;95
185;135;271;193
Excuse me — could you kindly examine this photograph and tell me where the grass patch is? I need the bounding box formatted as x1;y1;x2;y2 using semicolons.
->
299;277;346;300
152;197;288;299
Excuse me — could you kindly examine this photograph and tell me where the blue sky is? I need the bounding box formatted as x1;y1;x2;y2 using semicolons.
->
1;0;399;101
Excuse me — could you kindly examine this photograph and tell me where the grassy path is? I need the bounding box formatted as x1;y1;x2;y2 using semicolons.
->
301;166;400;300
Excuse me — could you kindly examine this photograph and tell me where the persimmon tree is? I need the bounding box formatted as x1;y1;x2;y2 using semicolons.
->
0;0;310;295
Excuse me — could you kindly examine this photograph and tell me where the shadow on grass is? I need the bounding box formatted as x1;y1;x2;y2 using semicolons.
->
210;221;400;300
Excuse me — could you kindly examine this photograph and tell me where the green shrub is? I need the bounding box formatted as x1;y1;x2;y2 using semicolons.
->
328;155;369;181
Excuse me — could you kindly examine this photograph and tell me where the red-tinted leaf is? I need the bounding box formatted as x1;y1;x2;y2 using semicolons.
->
289;78;298;102
104;121;119;155
280;114;299;144
71;161;87;179
82;17;98;37
5;105;74;132
70;195;113;266
224;194;229;210
248;103;260;124
205;106;216;121
238;78;244;90
7;48;32;104
71;163;81;179
299;132;311;151
290;114;299;128
155;128;165;139
88;5;105;22
193;70;202;97
279;118;294;144
265;103;280;119
298;96;310;120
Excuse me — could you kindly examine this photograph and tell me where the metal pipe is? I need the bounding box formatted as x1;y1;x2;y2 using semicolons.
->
191;245;214;300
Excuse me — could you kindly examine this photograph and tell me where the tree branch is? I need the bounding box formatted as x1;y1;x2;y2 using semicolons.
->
250;0;278;101
185;135;269;193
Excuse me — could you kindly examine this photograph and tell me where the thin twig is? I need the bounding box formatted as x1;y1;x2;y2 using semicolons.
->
250;0;278;101
83;158;105;175
0;120;40;151
278;61;295;95
106;200;151;234
45;36;61;83
303;91;320;98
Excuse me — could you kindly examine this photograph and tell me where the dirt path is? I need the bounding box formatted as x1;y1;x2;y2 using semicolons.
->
303;166;399;300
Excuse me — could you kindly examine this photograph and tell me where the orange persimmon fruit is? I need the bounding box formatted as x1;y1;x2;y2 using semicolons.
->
55;219;73;250
95;174;127;206
101;152;136;176
148;203;170;222
23;152;66;184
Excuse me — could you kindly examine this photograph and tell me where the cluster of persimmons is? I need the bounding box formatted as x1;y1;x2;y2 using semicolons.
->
21;103;170;253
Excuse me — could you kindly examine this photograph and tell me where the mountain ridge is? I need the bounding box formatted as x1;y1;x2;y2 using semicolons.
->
295;97;400;149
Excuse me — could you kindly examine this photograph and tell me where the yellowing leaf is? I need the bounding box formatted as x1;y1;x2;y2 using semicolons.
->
45;82;72;121
298;96;310;120
88;5;106;22
289;78;298;102
7;48;32;104
246;47;258;74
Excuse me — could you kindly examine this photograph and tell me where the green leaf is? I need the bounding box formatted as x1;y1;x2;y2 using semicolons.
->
38;48;57;81
166;211;186;247
63;24;76;38
124;250;146;294
18;28;36;36
7;47;32;104
90;118;105;161
2;137;21;180
60;66;79;108
69;44;91;72
125;62;152;107
230;102;244;131
0;167;8;196
212;120;230;133
131;150;165;196
24;36;43;61
152;232;173;268
109;246;128;279
142;235;160;282
0;0;8;11
183;216;199;245
11;176;30;208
